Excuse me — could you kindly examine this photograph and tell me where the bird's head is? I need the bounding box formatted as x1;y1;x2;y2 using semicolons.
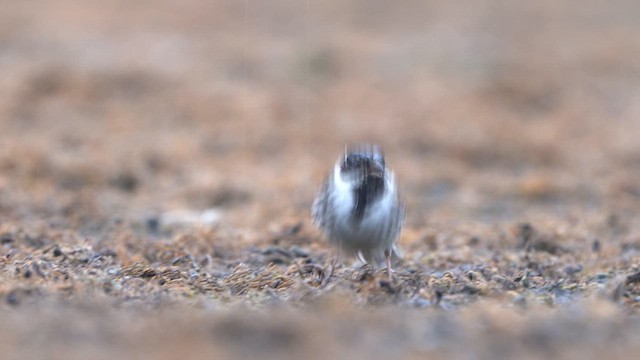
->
338;145;386;187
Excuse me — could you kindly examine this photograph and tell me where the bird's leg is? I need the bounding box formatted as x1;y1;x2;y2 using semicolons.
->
331;246;340;276
385;249;393;283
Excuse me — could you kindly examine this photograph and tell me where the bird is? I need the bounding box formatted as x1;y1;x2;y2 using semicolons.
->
311;144;404;280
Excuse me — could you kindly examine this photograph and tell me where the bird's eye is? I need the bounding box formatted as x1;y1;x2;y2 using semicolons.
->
342;155;355;168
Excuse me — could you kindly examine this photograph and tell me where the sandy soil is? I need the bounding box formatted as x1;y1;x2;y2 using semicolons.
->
1;1;640;359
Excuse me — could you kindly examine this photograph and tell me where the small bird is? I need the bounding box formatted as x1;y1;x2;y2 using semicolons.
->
312;144;404;279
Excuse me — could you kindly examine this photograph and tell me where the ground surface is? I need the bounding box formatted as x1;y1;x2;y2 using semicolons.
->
1;1;640;359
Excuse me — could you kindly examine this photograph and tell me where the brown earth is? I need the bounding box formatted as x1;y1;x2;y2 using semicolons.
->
1;1;640;359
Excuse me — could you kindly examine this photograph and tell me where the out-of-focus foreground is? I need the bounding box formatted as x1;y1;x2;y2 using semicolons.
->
1;1;640;359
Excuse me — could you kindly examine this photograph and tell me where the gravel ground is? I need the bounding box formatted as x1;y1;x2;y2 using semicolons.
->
1;1;640;359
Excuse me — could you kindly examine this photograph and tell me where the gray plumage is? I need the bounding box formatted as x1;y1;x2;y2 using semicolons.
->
311;144;404;269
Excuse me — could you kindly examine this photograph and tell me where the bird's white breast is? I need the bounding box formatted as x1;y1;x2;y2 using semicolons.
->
329;164;397;248
331;164;355;218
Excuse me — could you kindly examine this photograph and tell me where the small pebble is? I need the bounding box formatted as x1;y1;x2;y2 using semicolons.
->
1;233;14;245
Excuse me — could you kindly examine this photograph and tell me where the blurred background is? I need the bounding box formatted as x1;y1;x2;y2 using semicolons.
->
1;1;640;359
2;0;640;228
